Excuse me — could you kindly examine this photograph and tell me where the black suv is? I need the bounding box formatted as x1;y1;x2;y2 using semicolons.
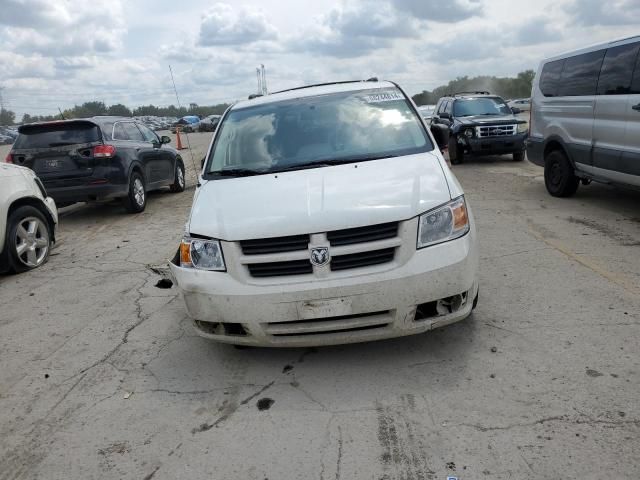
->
6;117;186;213
430;92;528;164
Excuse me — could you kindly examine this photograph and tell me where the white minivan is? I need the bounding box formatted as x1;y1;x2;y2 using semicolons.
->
527;35;640;196
170;80;479;347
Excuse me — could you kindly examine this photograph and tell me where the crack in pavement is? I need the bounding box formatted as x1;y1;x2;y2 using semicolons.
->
458;414;640;432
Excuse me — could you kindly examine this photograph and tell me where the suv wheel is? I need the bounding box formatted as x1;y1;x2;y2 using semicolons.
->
170;160;186;193
448;136;464;165
513;151;525;162
7;206;52;273
544;150;579;197
123;172;147;213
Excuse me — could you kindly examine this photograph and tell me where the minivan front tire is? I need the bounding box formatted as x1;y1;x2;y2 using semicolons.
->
544;150;579;197
124;172;147;213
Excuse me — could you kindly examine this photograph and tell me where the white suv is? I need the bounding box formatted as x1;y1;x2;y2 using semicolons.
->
170;80;479;347
0;163;58;273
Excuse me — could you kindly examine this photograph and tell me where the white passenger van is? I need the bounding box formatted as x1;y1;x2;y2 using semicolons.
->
527;35;640;196
170;80;479;347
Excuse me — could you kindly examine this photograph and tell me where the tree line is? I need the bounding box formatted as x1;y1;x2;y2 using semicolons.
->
3;102;231;125
1;70;535;125
411;70;535;105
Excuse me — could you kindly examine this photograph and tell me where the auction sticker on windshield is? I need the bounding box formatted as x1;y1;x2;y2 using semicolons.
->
364;91;404;103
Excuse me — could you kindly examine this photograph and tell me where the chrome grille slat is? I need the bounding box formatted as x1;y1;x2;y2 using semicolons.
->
476;124;516;138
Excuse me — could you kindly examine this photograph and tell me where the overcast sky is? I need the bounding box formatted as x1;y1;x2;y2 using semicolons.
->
1;0;639;118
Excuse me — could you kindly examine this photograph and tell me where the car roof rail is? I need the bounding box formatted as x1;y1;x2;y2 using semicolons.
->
271;78;381;95
451;91;492;96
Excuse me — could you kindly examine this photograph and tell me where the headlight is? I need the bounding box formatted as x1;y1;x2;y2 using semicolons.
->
417;197;470;249
179;237;226;271
464;128;475;138
517;122;528;133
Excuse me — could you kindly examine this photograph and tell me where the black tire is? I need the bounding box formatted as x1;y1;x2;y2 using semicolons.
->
448;136;464;165
123;172;147;213
544;150;579;197
513;150;525;162
170;159;186;193
6;206;52;273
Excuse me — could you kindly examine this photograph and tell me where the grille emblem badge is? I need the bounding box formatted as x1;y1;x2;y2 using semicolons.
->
310;247;330;266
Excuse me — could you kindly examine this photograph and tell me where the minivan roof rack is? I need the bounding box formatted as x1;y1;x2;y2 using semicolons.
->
272;78;381;95
248;93;263;100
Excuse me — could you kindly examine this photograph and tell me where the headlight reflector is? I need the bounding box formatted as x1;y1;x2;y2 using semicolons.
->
180;237;225;271
417;197;470;249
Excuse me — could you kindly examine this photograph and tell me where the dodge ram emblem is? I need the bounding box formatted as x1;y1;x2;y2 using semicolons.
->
310;247;330;266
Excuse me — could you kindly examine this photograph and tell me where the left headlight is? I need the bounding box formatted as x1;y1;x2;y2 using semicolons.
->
417;196;470;249
180;237;226;271
517;122;528;133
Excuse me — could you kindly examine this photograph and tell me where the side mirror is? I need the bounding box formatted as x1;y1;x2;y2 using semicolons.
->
511;107;521;115
440;112;451;120
161;135;171;144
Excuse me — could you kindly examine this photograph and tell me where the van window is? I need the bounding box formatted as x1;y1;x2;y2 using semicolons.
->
205;88;433;175
558;50;605;96
597;42;640;95
632;48;640;94
540;59;565;97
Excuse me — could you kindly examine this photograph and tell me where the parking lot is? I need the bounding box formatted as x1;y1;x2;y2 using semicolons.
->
1;131;639;479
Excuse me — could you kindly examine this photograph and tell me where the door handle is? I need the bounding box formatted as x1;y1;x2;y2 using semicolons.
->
632;103;640;111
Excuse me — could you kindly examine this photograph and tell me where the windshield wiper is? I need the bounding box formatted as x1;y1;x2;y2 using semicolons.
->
272;155;397;173
210;168;268;177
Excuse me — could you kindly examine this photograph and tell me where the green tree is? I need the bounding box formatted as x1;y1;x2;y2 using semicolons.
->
0;108;16;125
107;103;132;116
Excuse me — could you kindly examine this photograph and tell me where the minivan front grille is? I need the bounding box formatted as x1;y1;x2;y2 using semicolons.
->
247;259;313;277
327;222;398;246
476;124;516;138
240;234;310;255
331;248;396;271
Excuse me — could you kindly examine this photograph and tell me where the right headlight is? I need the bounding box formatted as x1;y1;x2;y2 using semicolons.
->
417;196;470;249
179;236;226;271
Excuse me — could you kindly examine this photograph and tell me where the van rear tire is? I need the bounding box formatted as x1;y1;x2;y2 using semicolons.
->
544;150;579;197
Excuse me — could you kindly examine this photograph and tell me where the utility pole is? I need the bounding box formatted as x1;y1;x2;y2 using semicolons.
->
256;65;267;95
0;86;5;112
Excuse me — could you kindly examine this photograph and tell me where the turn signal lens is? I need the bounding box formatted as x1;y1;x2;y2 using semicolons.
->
180;240;192;267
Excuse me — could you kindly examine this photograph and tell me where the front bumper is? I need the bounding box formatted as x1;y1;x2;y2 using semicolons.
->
170;233;479;347
464;132;527;156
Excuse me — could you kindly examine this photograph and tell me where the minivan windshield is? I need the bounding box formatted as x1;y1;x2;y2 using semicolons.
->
205;88;433;177
453;97;512;117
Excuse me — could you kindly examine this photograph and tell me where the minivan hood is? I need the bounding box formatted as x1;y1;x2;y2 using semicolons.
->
189;152;452;240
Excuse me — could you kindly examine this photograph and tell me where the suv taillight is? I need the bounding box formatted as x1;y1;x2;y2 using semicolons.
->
93;145;116;158
4;153;13;164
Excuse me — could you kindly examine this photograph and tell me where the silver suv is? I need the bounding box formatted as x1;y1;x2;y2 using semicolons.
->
527;35;640;196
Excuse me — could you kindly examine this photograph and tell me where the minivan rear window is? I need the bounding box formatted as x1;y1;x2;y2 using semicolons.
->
540;59;565;97
558;50;605;96
597;42;640;95
14;123;101;149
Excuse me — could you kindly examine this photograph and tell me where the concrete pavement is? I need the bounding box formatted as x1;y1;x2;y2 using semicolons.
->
0;132;638;479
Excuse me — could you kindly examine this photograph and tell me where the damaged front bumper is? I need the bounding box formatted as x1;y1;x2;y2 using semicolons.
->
169;233;479;347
